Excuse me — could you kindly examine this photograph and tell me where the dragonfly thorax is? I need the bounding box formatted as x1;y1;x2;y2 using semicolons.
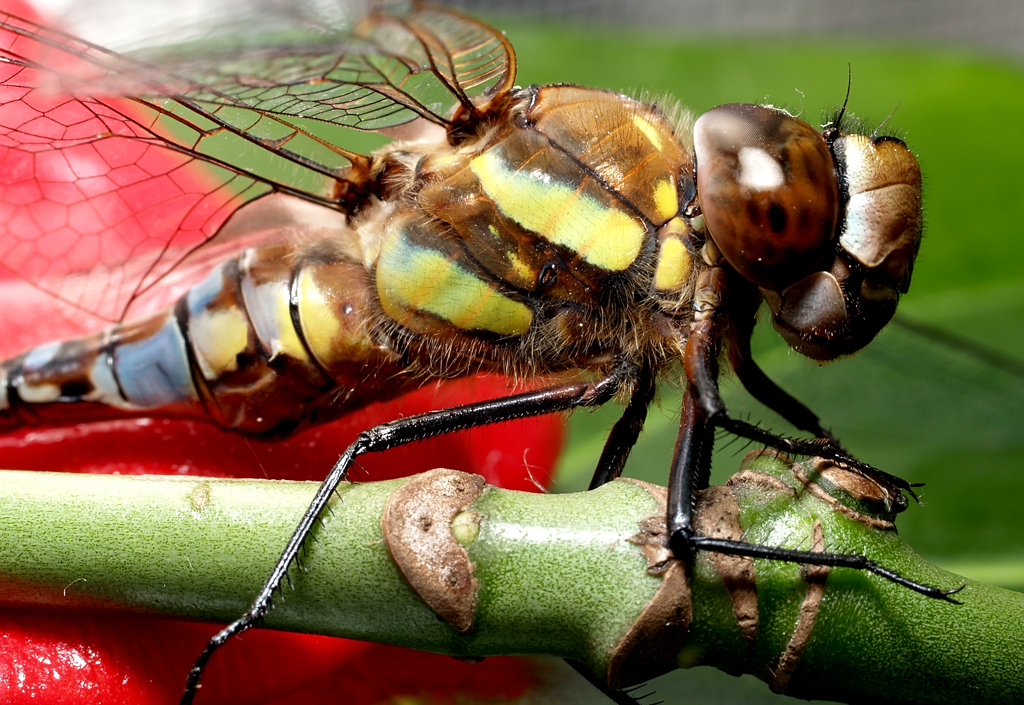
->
369;84;701;379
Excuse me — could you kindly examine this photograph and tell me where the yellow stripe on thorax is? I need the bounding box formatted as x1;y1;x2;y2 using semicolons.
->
631;113;664;151
470;149;645;272
653;179;679;223
377;229;533;337
653;217;694;293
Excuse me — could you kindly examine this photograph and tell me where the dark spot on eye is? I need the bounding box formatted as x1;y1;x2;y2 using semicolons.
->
803;154;822;183
746;200;762;226
778;145;790;167
874;135;907;147
768;203;788;233
798;208;811;232
538;261;559;288
61;380;92;399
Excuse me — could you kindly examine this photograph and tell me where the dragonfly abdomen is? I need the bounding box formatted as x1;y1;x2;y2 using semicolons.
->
0;240;415;435
0;309;201;430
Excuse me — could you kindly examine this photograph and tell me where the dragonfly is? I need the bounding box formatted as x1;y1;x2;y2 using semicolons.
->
0;0;969;702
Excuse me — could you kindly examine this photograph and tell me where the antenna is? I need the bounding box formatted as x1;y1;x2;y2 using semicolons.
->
830;64;853;130
872;102;902;139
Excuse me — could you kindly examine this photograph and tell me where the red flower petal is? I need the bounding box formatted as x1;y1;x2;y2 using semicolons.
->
0;3;567;702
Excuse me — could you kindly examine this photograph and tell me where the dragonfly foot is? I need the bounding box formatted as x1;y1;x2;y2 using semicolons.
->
710;414;923;501
670;528;962;604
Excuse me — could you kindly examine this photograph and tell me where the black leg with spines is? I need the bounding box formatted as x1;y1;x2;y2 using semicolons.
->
180;361;641;705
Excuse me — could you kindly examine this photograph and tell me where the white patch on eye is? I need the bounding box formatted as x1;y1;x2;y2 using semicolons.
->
737;147;785;190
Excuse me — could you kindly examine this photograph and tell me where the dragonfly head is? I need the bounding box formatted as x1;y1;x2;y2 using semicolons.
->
692;103;922;361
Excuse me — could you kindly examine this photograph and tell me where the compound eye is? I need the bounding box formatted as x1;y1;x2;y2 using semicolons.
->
694;103;840;290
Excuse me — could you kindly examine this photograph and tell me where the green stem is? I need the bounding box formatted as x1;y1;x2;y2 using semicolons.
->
0;452;1021;704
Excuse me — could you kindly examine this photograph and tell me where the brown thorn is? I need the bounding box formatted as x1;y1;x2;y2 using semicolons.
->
608;480;693;690
695;485;758;646
770;520;828;694
792;462;897;531
727;468;797;496
381;468;486;633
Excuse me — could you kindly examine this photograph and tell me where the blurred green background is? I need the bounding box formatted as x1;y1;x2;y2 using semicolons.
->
481;13;1024;705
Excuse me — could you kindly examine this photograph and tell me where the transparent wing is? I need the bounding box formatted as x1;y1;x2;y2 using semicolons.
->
0;1;516;327
130;1;518;131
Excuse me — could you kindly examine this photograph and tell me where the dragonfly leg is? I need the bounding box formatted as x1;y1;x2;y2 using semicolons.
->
667;385;963;601
588;358;658;490
711;413;918;497
687;266;911;492
726;326;844;449
180;359;640;704
669;292;961;602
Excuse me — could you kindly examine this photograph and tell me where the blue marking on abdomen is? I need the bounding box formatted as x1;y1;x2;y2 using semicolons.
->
186;265;227;317
22;341;62;372
113;313;197;408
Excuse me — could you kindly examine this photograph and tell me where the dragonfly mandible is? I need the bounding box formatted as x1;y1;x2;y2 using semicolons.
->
0;0;962;702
